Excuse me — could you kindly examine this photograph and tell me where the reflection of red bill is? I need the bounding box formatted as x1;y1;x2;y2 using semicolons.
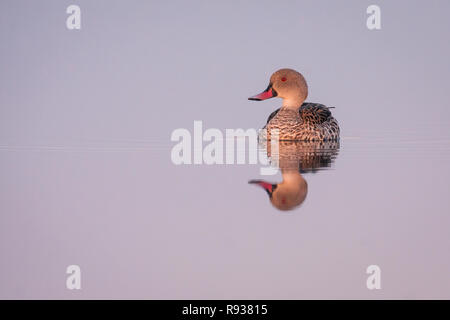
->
248;179;277;197
248;84;277;101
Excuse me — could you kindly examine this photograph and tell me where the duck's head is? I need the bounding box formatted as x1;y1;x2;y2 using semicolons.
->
249;68;308;107
249;172;308;211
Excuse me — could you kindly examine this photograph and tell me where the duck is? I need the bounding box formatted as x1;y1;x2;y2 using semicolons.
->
249;68;340;141
248;139;340;211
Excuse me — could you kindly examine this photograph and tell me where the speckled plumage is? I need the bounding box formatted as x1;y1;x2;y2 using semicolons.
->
262;102;340;141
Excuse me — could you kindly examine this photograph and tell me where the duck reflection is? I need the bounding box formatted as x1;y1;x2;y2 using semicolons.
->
249;140;340;211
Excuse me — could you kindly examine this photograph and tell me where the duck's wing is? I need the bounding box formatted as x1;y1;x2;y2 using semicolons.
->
299;102;334;124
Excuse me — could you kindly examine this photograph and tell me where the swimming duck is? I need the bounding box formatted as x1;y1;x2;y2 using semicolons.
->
249;68;340;141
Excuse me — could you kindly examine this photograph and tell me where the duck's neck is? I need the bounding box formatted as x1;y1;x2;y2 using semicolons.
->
281;96;304;111
281;170;305;185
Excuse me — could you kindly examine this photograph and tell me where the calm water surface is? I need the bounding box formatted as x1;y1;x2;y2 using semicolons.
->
1;129;449;299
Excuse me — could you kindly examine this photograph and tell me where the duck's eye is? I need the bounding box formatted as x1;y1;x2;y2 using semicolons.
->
281;77;287;82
